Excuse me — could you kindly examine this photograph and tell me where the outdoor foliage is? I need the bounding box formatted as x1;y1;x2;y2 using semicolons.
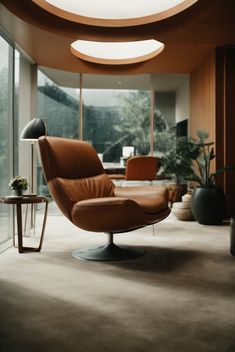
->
113;90;169;156
37;80;171;162
160;131;200;183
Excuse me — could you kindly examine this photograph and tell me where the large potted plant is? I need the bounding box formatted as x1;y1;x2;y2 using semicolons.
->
187;130;234;225
160;133;199;205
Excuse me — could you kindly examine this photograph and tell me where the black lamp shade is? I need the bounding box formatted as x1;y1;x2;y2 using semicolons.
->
20;118;46;140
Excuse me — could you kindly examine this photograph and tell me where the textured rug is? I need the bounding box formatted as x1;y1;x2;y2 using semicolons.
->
0;208;235;352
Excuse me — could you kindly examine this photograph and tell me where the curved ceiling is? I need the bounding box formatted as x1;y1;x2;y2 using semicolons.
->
1;0;215;42
1;0;235;74
70;39;164;65
32;0;198;27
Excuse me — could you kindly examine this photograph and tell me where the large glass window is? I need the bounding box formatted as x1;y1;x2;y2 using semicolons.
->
36;71;189;164
83;74;151;162
37;69;80;195
36;70;189;195
37;70;80;138
14;49;20;174
0;34;14;248
153;74;189;158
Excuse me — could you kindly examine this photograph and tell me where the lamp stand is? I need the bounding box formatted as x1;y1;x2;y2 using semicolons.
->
20;118;47;233
22;142;36;234
30;141;36;230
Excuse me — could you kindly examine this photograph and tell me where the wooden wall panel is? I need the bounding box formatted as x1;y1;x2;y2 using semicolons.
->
189;50;216;141
190;47;235;216
189;50;216;181
218;47;235;216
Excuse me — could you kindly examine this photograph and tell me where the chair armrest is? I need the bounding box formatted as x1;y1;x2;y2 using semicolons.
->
71;197;146;233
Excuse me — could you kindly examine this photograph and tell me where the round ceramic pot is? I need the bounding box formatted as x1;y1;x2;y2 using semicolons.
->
172;201;194;221
191;186;226;225
14;189;24;196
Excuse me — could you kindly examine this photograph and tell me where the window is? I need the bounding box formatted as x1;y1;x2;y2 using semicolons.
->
153;73;189;157
36;69;189;195
0;34;14;249
37;69;80;195
37;70;80;138
14;49;20;173
83;74;151;162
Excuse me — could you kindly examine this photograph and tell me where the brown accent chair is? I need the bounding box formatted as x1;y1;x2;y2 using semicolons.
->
38;136;171;261
108;155;159;183
125;155;159;182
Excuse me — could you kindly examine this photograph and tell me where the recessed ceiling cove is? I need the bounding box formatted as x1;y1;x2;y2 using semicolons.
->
32;0;198;27
70;39;165;65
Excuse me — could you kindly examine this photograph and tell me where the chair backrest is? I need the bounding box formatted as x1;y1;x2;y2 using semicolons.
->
125;156;159;181
38;136;115;220
38;136;104;181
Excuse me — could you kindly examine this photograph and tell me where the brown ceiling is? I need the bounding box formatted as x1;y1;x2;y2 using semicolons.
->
0;0;235;74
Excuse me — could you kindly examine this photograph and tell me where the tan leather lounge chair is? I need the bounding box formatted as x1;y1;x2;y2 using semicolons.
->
38;136;171;261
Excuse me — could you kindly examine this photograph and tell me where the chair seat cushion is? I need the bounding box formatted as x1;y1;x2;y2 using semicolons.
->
114;185;169;214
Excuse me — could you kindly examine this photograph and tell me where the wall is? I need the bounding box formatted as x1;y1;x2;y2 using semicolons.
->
190;48;235;216
190;51;216;178
189;51;216;141
216;47;235;216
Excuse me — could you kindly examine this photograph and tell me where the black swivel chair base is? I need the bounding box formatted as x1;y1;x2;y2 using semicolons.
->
72;233;144;261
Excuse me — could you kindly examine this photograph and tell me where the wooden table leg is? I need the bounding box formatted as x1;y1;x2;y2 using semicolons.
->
37;199;48;251
19;199;48;253
16;203;23;253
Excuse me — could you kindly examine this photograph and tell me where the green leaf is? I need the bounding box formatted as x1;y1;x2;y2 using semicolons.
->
196;130;209;142
213;165;235;177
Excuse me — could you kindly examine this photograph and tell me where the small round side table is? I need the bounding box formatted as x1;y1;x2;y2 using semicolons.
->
0;195;48;253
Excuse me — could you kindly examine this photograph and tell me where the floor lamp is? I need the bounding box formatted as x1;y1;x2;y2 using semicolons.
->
20;118;47;229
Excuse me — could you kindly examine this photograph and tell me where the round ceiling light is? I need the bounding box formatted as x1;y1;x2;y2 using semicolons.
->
32;0;198;27
70;39;164;65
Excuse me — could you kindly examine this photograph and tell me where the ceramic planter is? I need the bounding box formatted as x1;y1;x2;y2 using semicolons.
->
14;189;24;196
191;186;226;225
172;192;194;221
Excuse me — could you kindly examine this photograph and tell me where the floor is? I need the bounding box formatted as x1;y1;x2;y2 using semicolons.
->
0;203;235;352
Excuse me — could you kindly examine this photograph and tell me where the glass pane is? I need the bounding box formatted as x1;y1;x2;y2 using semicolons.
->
153;73;189;184
37;69;80;196
153;73;189;157
37;70;80;138
14;49;20;174
0;35;13;246
83;74;151;163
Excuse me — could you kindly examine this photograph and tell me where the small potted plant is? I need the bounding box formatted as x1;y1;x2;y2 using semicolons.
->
186;130;235;224
8;176;28;196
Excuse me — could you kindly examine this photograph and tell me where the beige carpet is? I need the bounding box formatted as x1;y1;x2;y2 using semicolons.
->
0;206;235;352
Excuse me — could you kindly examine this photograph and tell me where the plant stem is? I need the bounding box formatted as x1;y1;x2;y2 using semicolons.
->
195;158;203;186
203;145;208;184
